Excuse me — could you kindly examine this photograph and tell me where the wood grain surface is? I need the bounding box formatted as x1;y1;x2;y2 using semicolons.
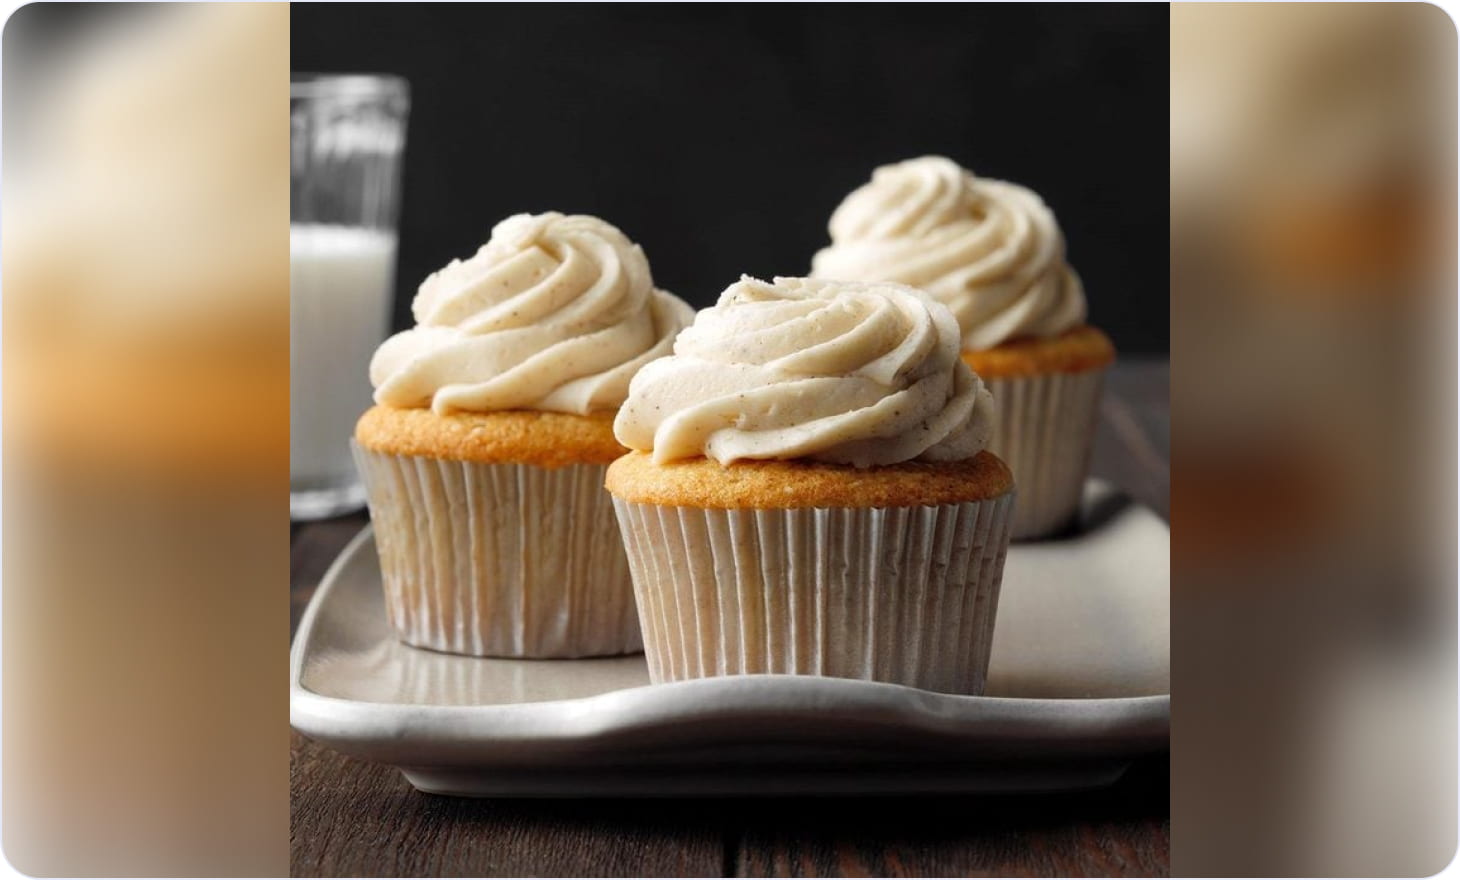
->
290;360;1170;878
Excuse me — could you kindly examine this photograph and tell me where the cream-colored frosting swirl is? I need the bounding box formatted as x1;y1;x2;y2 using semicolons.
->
370;212;693;414
614;275;995;467
811;156;1087;351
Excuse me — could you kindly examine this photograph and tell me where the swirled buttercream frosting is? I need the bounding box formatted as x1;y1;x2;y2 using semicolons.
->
614;275;996;467
370;212;693;414
811;156;1086;351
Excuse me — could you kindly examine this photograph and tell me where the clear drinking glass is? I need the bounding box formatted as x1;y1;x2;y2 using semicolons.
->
290;74;409;519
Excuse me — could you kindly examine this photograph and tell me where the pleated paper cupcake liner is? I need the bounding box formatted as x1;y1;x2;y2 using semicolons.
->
353;445;641;658
983;368;1105;540
612;493;1014;695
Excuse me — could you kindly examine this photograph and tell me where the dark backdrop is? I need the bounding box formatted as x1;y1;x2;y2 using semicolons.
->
293;4;1169;354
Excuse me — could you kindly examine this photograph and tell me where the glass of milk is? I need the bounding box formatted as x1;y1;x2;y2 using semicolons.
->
291;75;408;519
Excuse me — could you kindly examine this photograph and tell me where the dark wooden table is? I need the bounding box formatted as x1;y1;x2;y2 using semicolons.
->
291;360;1170;878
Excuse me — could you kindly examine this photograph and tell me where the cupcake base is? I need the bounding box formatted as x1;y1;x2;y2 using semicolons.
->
353;407;640;659
608;452;1015;695
982;369;1106;539
963;326;1114;540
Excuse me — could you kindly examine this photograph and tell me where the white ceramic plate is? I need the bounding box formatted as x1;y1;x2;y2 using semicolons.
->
290;481;1169;796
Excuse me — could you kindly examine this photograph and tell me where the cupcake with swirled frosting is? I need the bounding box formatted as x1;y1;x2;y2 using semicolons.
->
812;156;1117;539
353;212;693;658
606;275;1015;694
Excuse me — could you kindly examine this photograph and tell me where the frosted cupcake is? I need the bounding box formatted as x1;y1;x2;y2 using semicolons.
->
607;276;1015;695
355;212;693;657
812;156;1116;539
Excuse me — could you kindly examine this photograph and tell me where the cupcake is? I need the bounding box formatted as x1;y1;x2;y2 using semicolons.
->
812;156;1116;539
355;212;693;657
607;276;1015;695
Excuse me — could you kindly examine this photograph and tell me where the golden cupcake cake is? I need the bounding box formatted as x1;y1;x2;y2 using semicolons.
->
607;275;1015;695
813;156;1115;539
355;211;692;657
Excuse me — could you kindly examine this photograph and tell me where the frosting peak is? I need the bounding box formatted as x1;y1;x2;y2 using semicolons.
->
811;156;1087;351
614;275;996;467
371;212;692;414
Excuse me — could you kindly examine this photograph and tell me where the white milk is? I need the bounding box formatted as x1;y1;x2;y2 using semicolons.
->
290;225;397;501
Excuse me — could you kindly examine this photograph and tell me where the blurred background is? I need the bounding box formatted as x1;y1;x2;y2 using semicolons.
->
5;3;286;876
291;4;1171;354
1170;3;1455;876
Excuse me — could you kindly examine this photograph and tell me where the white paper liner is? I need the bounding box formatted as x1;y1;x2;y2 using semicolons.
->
612;493;1014;695
983;367;1106;540
353;445;641;658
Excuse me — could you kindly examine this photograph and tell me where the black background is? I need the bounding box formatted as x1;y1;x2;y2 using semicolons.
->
296;4;1169;353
